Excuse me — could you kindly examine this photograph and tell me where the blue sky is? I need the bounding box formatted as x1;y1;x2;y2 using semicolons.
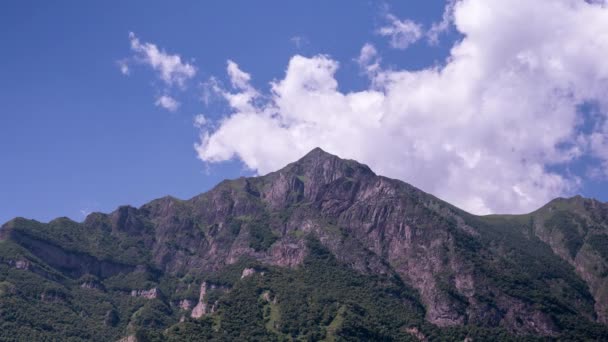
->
2;0;608;223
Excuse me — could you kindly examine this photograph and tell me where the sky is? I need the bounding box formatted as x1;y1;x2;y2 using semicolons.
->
2;0;608;224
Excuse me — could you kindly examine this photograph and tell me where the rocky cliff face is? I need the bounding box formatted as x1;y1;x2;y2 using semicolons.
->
1;148;607;341
530;196;608;324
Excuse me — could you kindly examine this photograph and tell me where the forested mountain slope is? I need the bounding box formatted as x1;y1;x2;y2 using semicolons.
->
1;148;607;341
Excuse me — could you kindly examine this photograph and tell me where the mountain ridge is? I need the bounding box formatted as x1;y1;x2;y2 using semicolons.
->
3;147;598;225
1;148;607;341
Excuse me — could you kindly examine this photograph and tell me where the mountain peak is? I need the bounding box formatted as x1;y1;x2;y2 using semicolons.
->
297;147;335;162
288;147;375;182
255;147;376;208
2;148;608;340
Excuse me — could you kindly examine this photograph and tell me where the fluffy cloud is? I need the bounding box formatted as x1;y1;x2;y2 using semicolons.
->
222;61;259;112
377;14;423;49
155;95;180;112
196;0;608;215
128;32;196;87
226;60;252;90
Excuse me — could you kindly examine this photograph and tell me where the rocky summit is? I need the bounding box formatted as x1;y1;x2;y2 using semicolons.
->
1;148;607;341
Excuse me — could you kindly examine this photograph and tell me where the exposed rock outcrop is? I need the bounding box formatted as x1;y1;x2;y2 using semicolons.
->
1;147;606;339
4;228;135;279
130;288;160;299
14;259;30;270
80;281;103;290
190;283;208;318
191;282;229;318
241;267;265;279
178;299;195;311
405;326;427;341
531;197;608;324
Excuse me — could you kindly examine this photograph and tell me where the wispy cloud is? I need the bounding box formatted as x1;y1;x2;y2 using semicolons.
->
356;43;381;75
155;95;180;112
427;0;458;44
79;209;91;218
377;14;423;49
126;32;196;87
119;33;197;114
194;114;207;128
117;59;130;75
290;36;308;49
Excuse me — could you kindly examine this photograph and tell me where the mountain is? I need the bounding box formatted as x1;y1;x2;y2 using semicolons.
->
1;148;607;341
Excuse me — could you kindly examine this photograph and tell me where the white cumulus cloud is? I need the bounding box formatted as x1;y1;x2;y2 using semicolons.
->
195;0;608;215
128;32;196;87
222;60;259;112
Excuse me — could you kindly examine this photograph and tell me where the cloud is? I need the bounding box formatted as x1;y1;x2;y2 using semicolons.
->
226;60;252;90
222;60;259;112
128;32;196;87
155;95;180;112
117;59;130;75
194;114;207;128
195;0;608;215
356;43;381;75
377;14;423;49
79;209;91;218
427;0;458;44
290;36;308;49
